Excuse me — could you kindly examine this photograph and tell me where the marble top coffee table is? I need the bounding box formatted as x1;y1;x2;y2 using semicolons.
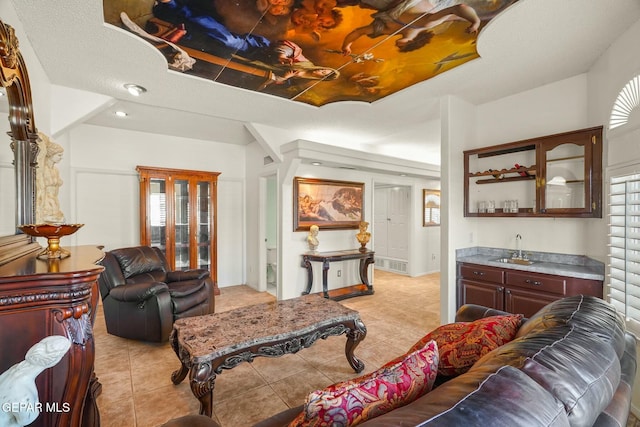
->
170;294;367;417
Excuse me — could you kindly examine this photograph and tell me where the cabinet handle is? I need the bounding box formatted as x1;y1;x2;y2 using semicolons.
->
473;271;484;276
525;279;542;286
497;287;504;292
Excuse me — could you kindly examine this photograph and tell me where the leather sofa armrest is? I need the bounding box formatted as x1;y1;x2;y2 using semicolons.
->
160;415;221;427
455;304;512;322
109;282;169;303
167;269;210;282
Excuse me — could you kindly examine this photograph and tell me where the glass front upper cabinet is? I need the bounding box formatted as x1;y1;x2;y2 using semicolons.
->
137;167;220;288
464;126;602;218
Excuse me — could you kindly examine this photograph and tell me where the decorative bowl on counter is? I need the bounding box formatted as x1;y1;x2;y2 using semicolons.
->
18;223;84;259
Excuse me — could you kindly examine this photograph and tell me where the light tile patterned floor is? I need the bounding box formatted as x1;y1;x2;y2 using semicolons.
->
94;270;441;426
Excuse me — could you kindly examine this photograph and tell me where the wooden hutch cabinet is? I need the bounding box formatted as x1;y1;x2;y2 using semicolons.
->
137;166;220;293
464;126;603;218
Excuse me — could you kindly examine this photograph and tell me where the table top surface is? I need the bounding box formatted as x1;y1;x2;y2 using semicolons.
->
302;249;374;259
174;294;360;359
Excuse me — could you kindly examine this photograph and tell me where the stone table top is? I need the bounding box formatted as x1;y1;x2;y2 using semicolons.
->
173;294;360;362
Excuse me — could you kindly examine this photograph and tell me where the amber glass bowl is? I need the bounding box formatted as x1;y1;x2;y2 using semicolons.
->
18;223;84;259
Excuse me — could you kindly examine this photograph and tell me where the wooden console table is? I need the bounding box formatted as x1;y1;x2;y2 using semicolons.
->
301;249;375;300
0;238;104;427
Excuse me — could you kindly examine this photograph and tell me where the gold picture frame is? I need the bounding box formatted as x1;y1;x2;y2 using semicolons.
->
423;189;441;227
294;177;364;231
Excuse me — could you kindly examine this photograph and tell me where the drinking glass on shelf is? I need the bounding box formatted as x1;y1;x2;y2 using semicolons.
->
511;200;519;213
487;200;495;213
478;201;487;213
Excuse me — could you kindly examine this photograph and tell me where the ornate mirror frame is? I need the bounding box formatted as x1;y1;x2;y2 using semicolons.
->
0;18;41;263
0;18;38;229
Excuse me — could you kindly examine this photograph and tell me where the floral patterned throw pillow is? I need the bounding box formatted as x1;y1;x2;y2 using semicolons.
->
289;340;439;427
408;314;523;377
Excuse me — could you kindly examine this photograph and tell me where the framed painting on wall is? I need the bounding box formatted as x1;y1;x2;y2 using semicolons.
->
423;189;441;227
294;177;364;231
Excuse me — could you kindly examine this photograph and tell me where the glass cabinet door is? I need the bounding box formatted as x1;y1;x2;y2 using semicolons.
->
543;143;586;210
149;178;167;251
196;180;211;270
137;166;219;293
538;127;600;216
174;179;190;270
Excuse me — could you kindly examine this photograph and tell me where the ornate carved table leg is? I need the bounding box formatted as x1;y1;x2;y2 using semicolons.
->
322;259;330;298
344;318;367;373
190;362;216;417
301;255;313;295
359;254;375;292
170;329;189;384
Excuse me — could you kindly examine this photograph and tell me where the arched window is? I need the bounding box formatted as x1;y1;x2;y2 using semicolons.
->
609;74;640;130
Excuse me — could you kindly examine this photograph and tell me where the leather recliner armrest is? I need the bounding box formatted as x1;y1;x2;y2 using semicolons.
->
167;269;210;282
109;282;169;303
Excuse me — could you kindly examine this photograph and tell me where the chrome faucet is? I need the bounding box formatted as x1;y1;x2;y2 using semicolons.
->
515;234;523;259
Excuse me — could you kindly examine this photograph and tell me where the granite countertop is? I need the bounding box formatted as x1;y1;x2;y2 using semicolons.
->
456;247;605;281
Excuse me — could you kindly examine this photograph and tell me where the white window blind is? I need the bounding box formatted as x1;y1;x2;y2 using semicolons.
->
609;173;640;334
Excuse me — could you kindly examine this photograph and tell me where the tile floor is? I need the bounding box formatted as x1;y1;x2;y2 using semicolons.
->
94;270;441;427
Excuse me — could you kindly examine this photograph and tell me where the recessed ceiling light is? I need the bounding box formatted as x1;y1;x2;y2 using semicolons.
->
115;111;128;117
123;83;147;97
311;162;322;166
400;174;407;177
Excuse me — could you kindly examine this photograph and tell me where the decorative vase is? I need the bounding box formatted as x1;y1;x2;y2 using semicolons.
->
355;221;371;253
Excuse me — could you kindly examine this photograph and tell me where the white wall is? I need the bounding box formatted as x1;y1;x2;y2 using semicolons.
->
587;18;640;263
471;75;594;255
272;162;433;300
65;124;247;287
440;95;476;323
440;73;607;322
586;17;640;417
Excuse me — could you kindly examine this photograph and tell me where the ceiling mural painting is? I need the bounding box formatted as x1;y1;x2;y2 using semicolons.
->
105;0;519;106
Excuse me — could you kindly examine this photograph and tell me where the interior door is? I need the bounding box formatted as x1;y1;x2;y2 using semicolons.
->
387;187;409;260
373;188;389;257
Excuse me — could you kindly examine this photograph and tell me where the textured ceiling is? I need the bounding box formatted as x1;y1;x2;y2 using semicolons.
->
8;0;640;165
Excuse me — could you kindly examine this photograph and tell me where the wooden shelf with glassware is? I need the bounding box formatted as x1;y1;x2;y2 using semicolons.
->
464;126;603;218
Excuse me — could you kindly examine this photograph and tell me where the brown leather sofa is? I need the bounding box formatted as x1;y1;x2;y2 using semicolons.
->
162;295;637;426
98;246;215;342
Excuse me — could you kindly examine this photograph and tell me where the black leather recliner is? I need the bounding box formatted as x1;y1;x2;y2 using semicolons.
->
98;246;215;342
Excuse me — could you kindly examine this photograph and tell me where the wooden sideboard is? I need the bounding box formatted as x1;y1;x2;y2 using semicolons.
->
0;238;104;427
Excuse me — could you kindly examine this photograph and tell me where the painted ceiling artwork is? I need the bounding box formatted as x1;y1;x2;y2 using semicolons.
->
105;0;519;106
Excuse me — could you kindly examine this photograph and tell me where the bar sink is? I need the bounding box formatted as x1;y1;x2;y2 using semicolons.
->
491;258;536;265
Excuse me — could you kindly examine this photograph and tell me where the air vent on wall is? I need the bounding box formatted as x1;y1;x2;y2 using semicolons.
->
388;260;408;273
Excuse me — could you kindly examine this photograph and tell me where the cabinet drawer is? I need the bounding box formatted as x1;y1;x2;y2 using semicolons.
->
505;271;566;295
460;264;504;283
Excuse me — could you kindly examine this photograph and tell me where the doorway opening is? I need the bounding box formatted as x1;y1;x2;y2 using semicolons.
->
264;174;277;296
373;184;410;274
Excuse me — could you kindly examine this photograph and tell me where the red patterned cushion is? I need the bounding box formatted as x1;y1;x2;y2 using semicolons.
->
408;314;523;377
289;340;439;427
